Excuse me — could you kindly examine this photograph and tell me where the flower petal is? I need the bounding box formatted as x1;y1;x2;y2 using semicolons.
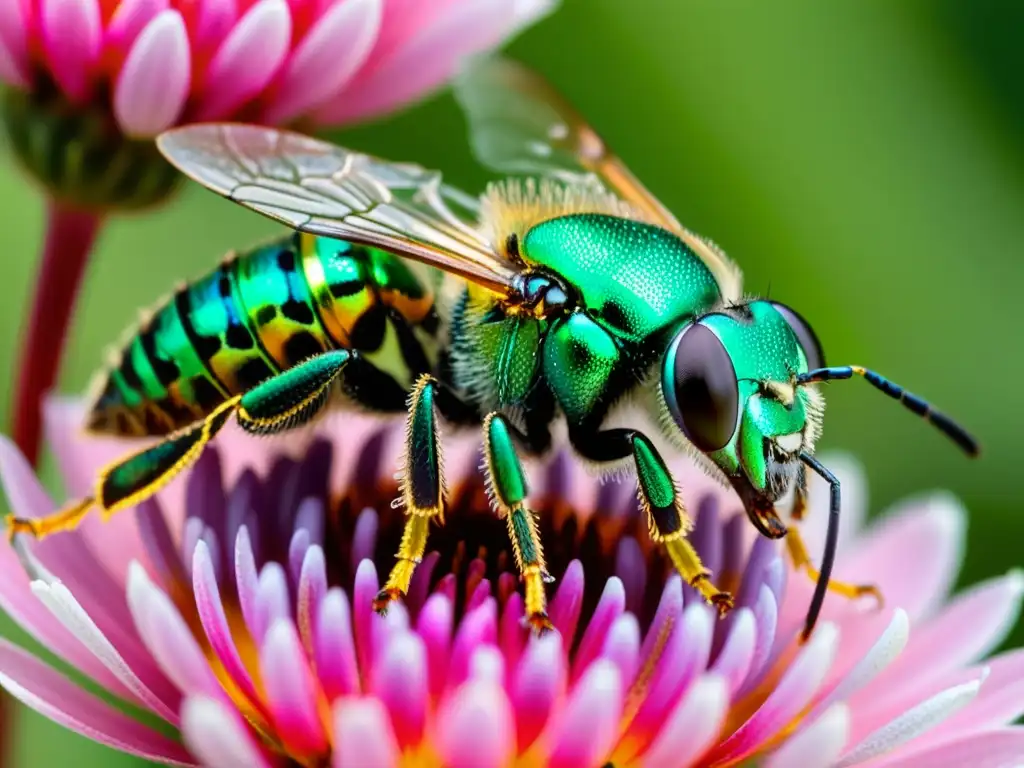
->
417;592;453;701
766;704;850;768
0;0;29;84
838;675;985;767
446;599;497;694
104;0;169;66
316;0;514;124
437;679;516;768
195;0;292;120
32;578;179;722
925;648;1024;741
126;562;224;705
709;607;756;695
263;0;383;124
0;639;196;766
855;571;1024;716
842;493;966;621
40;0;101;102
570;575;625;683
181;696;273;768
372;632;428;748
871;727;1024;768
511;631;565;752
707;622;839;766
192;542;263;710
261;619;328;755
315;587;360;700
640;675;729;768
548;659;623;768
332;697;400;768
114;9;191;136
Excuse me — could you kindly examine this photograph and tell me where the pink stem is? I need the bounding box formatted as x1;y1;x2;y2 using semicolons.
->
10;200;103;467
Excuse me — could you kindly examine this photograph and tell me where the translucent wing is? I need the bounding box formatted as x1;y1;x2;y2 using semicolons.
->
156;123;518;296
453;57;742;299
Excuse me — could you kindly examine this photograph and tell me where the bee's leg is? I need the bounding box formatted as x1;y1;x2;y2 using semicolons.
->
6;350;351;541
481;413;553;634
374;374;447;613
788;465;883;604
630;433;734;616
568;424;734;616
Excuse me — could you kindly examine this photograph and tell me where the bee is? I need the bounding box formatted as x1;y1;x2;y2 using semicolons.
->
6;58;978;640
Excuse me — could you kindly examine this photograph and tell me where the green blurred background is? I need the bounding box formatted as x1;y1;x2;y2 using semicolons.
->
2;0;1024;764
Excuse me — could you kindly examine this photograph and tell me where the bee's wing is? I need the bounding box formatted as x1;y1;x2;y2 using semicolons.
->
453;57;741;298
157;123;519;297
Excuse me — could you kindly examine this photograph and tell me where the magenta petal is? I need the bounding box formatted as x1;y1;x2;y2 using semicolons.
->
297;544;327;653
253;562;291;646
0;640;196;765
40;0;101;102
548;659;623;768
416;593;454;701
437;680;516;768
708;623;839;766
127;562;225;703
192;542;263;710
261;619;328;755
446;599;498;693
0;0;29;85
511;632;565;752
372;632;428;747
571;576;625;684
195;0;292;120
641;675;729;768
105;0;169;56
182;696;273;768
191;0;239;52
114;9;191;136
332;698;400;768
315;588;360;700
709;607;756;696
549;559;585;641
353;558;380;673
263;0;382;123
600;613;640;689
619;603;712;761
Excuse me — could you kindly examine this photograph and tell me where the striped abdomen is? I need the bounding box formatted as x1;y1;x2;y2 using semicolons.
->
88;232;438;436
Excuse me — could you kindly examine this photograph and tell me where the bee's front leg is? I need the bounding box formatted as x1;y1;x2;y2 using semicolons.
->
481;413;553;634
569;425;734;616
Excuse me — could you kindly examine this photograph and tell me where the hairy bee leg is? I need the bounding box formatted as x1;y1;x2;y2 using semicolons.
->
632;433;734;616
5;350;352;543
482;413;553;634
5;396;240;542
374;375;446;614
786;525;883;605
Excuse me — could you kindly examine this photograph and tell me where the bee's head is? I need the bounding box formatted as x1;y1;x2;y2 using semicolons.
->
660;300;825;537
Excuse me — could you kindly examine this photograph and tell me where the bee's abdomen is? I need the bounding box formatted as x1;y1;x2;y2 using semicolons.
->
88;233;438;436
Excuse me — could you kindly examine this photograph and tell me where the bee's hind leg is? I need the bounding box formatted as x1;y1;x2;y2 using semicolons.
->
5;350;351;542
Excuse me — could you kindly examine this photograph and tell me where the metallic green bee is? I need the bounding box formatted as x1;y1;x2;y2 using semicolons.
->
6;59;978;640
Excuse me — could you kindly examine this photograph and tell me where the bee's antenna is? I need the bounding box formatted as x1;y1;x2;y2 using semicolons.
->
799;452;839;641
796;366;979;457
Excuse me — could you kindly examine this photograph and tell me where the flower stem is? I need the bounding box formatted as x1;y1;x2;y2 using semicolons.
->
11;200;102;466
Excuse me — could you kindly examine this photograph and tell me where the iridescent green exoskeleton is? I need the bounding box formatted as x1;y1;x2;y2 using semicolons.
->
6;58;979;640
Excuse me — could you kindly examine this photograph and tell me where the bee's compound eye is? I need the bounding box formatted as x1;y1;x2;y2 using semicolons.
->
770;302;825;370
663;324;739;452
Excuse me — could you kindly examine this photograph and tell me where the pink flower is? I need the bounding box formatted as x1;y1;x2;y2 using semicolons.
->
0;398;1021;767
0;0;557;476
1;0;554;135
